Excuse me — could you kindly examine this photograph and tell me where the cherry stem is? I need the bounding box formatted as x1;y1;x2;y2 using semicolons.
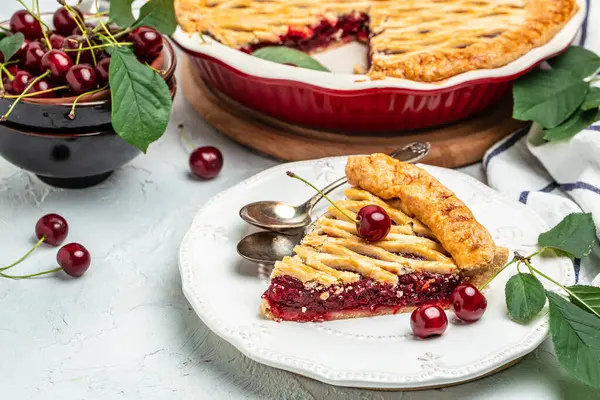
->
75;41;83;64
478;256;517;290
0;236;45;272
178;124;195;150
69;84;109;119
16;0;52;49
63;42;132;52
525;259;600;319
0;267;62;280
112;29;131;39
1;70;50;121
2;85;69;99
145;62;164;75
286;171;356;223
0;26;10;33
97;19;120;46
0;64;15;81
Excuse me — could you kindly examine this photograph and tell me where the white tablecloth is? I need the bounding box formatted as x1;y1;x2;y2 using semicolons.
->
1;1;596;399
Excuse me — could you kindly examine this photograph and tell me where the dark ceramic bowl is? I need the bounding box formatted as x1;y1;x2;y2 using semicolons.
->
0;75;177;188
0;16;178;188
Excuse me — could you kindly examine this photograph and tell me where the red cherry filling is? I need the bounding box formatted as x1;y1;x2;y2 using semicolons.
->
356;204;391;242
263;272;461;322
450;283;487;322
53;7;85;36
57;243;91;277
241;12;369;54
66;64;97;94
410;304;448;338
10;10;43;40
35;213;69;246
189;146;224;179
41;49;73;80
130;26;164;62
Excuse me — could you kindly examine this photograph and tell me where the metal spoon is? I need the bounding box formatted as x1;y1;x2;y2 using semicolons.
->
237;231;302;265
239;142;430;234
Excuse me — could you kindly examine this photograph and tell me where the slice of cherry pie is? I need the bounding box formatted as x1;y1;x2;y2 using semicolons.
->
260;154;509;322
175;0;578;82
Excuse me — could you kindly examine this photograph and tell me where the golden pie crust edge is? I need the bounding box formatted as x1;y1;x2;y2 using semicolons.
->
174;0;578;82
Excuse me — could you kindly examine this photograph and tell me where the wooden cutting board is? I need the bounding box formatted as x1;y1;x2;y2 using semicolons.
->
180;57;525;168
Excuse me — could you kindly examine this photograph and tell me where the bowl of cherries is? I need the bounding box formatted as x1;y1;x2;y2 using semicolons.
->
0;3;177;189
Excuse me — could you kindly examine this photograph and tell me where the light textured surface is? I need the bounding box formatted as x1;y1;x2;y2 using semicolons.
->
0;1;596;399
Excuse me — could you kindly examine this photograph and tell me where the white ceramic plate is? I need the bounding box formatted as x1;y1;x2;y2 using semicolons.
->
179;157;573;389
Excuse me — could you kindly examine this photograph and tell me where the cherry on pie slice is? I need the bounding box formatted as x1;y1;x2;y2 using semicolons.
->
260;154;509;322
175;0;578;82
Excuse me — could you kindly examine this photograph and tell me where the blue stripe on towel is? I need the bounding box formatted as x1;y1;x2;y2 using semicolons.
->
579;0;591;45
483;126;530;170
518;182;558;204
574;258;581;283
588;125;600;132
561;181;600;195
518;191;530;204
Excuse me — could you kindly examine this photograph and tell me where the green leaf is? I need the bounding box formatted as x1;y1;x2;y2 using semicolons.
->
252;47;330;72
547;291;600;388
505;273;546;322
549;46;600;79
132;0;177;35
109;0;136;27
543;108;600;141
538;213;597;258
0;33;24;62
582;87;600;111
568;285;600;317
108;47;172;153
513;69;589;128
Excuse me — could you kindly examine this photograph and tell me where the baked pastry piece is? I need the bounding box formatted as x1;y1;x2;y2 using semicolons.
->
175;0;578;82
260;154;509;322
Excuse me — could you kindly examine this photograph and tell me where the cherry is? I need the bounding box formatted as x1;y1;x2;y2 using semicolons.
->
356;205;391;242
42;50;73;78
22;41;46;75
71;22;96;36
61;35;97;65
8;70;33;95
32;78;57;98
65;64;97;94
450;283;487;322
53;7;84;36
130;26;163;61
6;65;19;76
189;146;224;179
410;304;448;338
95;57;110;87
15;38;31;61
57;243;90;277
49;33;65;50
41;49;73;80
10;10;43;40
35;214;69;246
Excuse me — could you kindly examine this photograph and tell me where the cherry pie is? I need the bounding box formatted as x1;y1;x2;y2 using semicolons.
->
175;0;578;82
260;154;509;322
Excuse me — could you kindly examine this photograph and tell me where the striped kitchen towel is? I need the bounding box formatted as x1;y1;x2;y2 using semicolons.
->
483;0;600;285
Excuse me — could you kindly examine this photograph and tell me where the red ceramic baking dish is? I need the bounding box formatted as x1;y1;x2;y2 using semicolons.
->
172;0;585;132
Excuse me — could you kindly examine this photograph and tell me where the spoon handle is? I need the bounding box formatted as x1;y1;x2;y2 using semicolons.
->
304;142;430;211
